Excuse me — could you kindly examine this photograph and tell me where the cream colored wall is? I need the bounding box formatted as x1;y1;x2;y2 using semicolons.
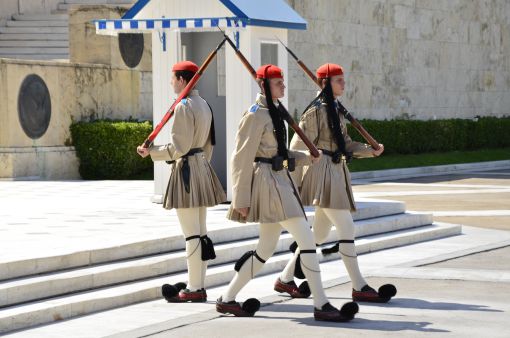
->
0;0;60;20
0;59;150;148
69;5;152;71
287;0;510;120
0;58;151;178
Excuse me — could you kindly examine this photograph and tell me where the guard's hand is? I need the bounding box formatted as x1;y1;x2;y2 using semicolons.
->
373;144;384;157
311;150;322;164
236;207;250;218
137;145;150;158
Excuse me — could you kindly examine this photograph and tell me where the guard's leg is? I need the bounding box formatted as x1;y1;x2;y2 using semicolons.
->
177;207;204;291
217;223;281;316
280;217;328;309
322;208;367;290
161;208;206;303
199;207;208;290
322;208;396;302
313;207;335;245
281;217;358;322
276;208;332;297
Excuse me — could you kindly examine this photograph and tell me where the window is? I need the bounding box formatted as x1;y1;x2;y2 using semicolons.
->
217;45;226;96
261;42;278;65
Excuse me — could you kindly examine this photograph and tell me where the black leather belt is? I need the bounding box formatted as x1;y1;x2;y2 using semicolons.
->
167;148;203;193
254;157;273;164
254;156;295;172
166;148;203;165
319;148;348;163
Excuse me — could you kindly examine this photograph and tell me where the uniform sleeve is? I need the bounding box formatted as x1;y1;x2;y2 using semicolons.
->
231;112;264;209
202;101;214;162
289;107;319;185
149;103;194;162
289;107;319;153
342;116;374;158
291;107;319;166
203;131;213;162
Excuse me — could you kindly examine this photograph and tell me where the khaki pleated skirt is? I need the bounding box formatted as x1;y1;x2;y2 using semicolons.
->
163;153;226;210
300;155;356;211
227;163;305;224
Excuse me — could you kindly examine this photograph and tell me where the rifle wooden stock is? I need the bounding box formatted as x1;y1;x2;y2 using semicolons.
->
224;36;257;79
223;34;320;158
343;112;379;150
281;112;320;158
143;37;227;148
277;38;381;151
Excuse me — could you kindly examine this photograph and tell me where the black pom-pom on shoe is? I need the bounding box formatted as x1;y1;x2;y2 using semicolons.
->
378;284;397;300
340;301;359;319
174;282;187;292
298;281;311;298
242;298;261;315
161;284;178;301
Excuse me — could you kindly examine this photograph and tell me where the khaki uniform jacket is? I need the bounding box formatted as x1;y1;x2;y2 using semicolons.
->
290;100;374;211
149;90;226;209
228;93;311;223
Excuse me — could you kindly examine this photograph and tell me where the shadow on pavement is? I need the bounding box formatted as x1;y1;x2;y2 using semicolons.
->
336;298;504;312
256;306;449;333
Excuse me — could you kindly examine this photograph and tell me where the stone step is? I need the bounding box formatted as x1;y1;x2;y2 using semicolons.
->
0;200;407;281
0;33;68;41
0;212;431;308
57;2;132;11
0;40;68;47
0;222;462;334
6;21;68;27
0;47;69;55
12;14;69;21
0;54;69;60
0;27;68;34
64;0;134;3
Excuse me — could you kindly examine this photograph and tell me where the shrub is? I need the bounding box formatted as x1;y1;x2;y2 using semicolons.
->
343;117;510;155
70;120;153;179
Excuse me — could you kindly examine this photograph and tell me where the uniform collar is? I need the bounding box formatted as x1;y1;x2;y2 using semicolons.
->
189;89;199;96
256;93;280;108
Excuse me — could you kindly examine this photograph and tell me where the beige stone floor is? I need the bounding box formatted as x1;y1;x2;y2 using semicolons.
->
353;169;510;232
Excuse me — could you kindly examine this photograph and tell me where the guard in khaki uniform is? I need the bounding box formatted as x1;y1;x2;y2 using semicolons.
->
215;64;359;322
137;61;226;302
277;63;397;303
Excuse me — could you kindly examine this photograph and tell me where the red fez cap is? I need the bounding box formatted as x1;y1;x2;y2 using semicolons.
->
316;63;343;78
172;61;198;73
256;64;284;79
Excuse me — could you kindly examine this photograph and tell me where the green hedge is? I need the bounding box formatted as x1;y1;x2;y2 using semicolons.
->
72;117;509;179
289;117;510;155
345;117;510;154
70;120;153;179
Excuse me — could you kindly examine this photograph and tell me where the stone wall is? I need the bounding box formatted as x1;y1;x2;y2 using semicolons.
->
287;0;510;120
0;0;61;21
0;58;152;178
68;5;152;70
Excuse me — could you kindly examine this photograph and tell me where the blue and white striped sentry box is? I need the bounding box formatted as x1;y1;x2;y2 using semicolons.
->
94;17;247;35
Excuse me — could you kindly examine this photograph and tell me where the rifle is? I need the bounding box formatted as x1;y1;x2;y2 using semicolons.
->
221;30;320;158
276;37;381;151
142;37;227;148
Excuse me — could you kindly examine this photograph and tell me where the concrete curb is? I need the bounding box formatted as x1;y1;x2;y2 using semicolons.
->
351;160;510;181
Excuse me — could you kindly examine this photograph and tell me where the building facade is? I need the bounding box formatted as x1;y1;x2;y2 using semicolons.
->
286;0;510;120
